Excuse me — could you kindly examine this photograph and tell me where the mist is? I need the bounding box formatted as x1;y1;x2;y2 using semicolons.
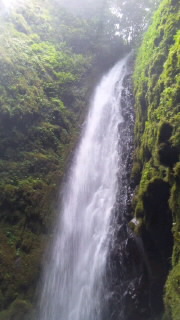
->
53;0;108;16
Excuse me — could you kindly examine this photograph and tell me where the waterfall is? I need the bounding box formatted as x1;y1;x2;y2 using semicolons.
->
38;55;131;320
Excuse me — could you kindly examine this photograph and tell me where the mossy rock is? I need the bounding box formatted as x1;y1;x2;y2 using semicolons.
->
158;122;173;144
0;300;32;320
164;262;180;320
0;0;94;310
131;161;142;186
133;0;180;317
158;142;179;168
129;217;143;235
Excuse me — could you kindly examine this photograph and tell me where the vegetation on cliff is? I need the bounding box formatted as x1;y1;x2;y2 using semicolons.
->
0;2;92;316
0;0;179;318
132;0;180;318
0;0;129;317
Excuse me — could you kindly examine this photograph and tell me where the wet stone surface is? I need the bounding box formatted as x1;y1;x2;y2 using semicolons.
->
104;67;154;320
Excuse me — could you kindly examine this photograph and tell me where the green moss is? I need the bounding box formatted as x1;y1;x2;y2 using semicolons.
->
133;0;180;318
0;0;95;312
0;300;33;320
129;217;143;235
164;262;180;320
158;142;179;168
158;122;173;144
131;160;142;186
0;0;130;311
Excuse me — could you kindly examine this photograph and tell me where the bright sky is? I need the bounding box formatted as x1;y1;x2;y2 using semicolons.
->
1;0;25;9
1;0;15;8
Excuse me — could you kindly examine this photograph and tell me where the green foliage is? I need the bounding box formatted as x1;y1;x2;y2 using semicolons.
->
133;0;180;318
0;0;164;316
0;0;131;313
131;160;142;185
0;299;33;320
0;0;99;314
111;0;161;44
165;262;180;320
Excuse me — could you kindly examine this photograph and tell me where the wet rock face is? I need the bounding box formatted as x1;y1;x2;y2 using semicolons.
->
116;70;135;222
112;71;151;320
105;66;173;320
107;225;152;320
105;68;152;320
141;178;174;316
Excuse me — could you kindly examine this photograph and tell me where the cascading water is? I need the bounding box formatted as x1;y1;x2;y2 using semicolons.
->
38;55;131;320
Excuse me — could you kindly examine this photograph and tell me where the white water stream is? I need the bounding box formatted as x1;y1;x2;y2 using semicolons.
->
38;55;129;320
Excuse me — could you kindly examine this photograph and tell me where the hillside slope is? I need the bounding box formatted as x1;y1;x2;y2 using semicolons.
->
0;1;97;316
0;0;129;318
